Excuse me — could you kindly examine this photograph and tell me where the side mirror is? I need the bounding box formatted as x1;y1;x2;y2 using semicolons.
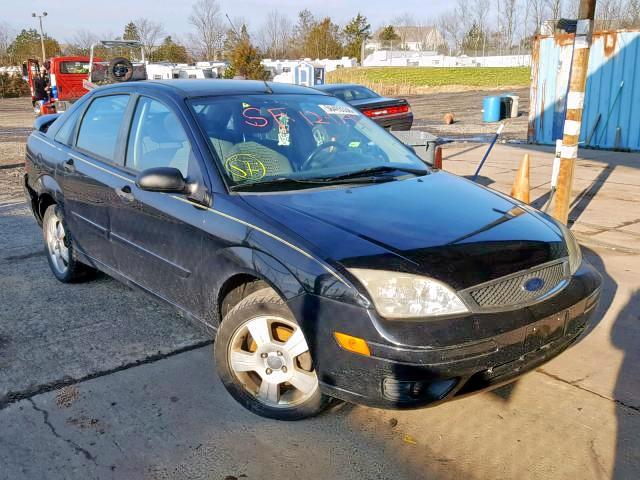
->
136;167;187;193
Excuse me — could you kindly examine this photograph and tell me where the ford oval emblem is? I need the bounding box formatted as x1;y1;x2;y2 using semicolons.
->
523;277;545;292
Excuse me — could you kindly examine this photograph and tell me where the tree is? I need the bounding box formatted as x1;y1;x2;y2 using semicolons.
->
0;22;16;65
7;29;61;63
123;21;140;41
226;35;266;80
343;13;371;61
379;25;400;42
151;36;190;63
258;10;293;59
290;9;316;58
66;29;100;56
461;22;488;53
304;17;342;59
134;18;164;60
223;23;249;59
189;0;225;60
623;0;640;27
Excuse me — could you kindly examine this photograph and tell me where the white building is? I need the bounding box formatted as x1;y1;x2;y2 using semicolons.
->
366;26;445;52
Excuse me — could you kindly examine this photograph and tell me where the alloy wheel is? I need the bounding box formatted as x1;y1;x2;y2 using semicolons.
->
227;315;319;408
45;211;69;275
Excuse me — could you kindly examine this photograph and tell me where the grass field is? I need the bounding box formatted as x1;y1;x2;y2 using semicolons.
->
326;67;531;95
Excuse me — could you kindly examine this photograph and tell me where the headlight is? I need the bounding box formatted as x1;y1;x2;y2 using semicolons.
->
348;269;469;319
556;221;582;275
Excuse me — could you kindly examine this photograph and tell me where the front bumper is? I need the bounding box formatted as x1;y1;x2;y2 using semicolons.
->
287;260;601;409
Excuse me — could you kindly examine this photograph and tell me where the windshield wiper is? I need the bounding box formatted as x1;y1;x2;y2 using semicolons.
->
229;177;329;192
314;165;428;182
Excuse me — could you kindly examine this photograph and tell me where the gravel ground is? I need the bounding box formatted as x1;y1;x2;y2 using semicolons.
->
407;86;530;141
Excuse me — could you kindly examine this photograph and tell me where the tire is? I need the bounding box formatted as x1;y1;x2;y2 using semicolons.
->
108;57;134;82
42;204;96;283
214;288;331;420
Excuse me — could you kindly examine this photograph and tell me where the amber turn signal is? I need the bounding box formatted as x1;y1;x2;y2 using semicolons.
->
334;332;371;356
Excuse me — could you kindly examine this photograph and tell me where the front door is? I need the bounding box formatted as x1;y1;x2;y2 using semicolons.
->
109;95;208;315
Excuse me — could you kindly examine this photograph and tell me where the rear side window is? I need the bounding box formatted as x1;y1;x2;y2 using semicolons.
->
54;108;82;146
77;95;129;163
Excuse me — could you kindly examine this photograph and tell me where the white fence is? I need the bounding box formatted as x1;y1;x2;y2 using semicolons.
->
363;51;531;68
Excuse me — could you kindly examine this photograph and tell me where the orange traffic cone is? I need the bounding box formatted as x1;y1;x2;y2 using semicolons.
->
510;154;530;203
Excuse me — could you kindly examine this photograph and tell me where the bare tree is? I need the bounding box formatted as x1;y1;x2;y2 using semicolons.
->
68;29;100;55
624;0;640;26
257;11;293;58
546;0;563;19
188;0;225;60
529;0;549;34
504;0;518;49
134;18;165;59
437;11;462;54
391;12;414;48
0;22;15;64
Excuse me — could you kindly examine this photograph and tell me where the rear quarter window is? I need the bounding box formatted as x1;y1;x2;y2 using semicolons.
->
76;95;130;163
54;108;82;146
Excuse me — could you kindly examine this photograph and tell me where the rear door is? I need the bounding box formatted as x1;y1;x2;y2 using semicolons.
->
57;93;132;268
109;94;209;315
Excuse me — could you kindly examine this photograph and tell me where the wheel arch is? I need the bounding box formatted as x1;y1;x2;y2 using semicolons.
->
212;246;307;325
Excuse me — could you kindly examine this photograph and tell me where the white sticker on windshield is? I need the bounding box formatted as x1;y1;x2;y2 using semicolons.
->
319;104;357;115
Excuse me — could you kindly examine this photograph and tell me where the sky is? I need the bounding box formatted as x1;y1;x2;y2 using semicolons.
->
3;0;452;41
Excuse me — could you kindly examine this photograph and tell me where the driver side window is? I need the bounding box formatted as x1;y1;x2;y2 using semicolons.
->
125;97;194;178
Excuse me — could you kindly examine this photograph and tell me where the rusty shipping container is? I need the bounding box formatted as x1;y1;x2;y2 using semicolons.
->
528;30;640;152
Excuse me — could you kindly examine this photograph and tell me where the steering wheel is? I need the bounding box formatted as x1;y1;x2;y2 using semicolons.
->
301;141;346;171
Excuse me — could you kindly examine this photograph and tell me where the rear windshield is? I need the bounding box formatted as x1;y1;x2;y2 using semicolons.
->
327;86;379;101
59;61;90;74
190;93;425;190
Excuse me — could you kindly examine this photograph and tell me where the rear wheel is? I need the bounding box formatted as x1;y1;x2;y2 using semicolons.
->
214;288;331;420
42;205;95;283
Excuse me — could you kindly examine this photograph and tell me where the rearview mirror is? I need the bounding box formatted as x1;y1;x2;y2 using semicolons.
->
136;167;187;193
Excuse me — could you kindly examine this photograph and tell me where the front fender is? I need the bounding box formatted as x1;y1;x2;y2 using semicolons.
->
199;246;306;326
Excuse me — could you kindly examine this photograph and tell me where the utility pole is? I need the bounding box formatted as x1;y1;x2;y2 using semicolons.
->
551;0;597;224
32;12;48;63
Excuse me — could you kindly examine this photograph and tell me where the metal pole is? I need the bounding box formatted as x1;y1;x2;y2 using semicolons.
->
38;17;46;62
551;0;597;224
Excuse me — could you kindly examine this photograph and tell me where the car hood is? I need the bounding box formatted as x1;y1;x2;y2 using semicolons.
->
240;171;567;290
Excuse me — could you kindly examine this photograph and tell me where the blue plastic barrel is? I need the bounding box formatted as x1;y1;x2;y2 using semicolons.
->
483;96;502;122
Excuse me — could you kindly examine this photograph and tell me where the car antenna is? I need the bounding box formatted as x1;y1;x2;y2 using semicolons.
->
263;80;273;94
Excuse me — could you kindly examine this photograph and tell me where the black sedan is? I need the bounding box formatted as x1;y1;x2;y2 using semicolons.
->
314;83;413;130
24;80;601;420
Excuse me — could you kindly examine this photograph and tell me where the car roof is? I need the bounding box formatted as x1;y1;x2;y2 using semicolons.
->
314;83;371;91
96;79;329;99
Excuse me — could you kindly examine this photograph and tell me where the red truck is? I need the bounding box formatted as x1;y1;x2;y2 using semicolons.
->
23;56;96;114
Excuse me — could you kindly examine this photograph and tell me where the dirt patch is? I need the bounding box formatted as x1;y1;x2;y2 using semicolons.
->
56;386;80;408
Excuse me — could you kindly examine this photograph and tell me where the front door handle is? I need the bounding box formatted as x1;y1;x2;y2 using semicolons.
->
63;158;75;173
115;185;135;203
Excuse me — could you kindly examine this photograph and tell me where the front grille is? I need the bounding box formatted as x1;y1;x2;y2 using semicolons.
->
465;261;567;309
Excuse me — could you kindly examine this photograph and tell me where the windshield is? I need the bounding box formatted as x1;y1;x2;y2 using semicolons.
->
191;94;427;190
59;61;90;74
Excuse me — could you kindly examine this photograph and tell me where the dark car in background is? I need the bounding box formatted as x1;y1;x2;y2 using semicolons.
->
314;83;413;131
24;80;600;420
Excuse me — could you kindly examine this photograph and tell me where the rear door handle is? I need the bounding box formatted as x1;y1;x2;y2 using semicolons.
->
115;185;135;203
63;158;75;173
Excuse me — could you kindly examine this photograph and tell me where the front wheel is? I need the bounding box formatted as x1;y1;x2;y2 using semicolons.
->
214;288;331;420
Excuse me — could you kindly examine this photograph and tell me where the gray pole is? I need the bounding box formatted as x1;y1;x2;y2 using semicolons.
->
39;17;46;62
32;12;48;63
